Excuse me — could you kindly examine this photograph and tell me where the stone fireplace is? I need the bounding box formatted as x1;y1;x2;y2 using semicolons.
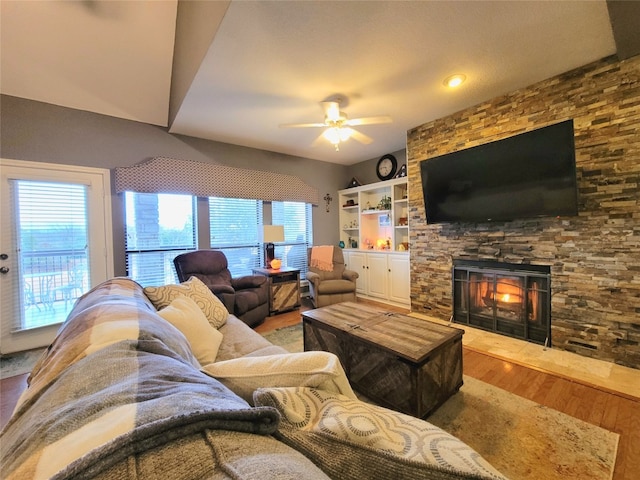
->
406;55;640;369
452;260;551;346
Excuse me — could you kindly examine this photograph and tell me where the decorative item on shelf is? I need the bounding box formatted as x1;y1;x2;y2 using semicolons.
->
323;193;333;212
376;154;397;180
351;239;358;248
263;225;284;267
347;177;361;188
338;240;345;249
379;214;391;227
398;217;408;226
398;243;406;251
343;199;356;207
270;259;282;270
375;238;391;250
377;195;391;210
394;164;407;178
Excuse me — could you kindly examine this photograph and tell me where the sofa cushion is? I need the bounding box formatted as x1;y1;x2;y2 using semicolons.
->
254;387;508;480
316;279;357;295
201;352;356;404
216;316;288;361
157;295;224;365
144;276;228;328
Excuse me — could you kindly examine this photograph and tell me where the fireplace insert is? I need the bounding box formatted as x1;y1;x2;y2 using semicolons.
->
452;260;551;346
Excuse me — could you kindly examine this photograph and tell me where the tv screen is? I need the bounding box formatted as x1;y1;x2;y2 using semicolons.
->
420;120;578;223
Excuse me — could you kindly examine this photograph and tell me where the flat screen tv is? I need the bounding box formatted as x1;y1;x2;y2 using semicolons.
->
420;119;578;224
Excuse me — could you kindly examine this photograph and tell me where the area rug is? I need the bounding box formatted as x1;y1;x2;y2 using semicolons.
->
262;323;619;480
0;348;46;380
262;323;303;353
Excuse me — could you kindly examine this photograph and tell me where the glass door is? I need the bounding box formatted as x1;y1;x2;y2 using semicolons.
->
0;159;113;354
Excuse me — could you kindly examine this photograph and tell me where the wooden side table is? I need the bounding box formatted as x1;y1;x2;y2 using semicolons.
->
253;267;300;315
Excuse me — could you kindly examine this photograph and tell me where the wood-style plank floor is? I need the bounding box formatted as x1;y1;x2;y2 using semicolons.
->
2;298;638;480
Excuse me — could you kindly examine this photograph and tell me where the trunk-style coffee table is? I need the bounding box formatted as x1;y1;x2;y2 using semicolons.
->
302;302;464;418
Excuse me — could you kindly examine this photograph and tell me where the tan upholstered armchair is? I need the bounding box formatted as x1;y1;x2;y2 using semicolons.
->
306;247;359;308
173;250;269;327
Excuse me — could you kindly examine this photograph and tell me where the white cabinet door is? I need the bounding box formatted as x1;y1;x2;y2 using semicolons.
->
366;252;388;299
347;251;367;295
388;254;410;304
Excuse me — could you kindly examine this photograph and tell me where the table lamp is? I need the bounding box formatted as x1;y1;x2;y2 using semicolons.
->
263;225;284;267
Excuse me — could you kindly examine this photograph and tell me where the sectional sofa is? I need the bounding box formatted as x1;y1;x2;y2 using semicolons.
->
0;277;507;480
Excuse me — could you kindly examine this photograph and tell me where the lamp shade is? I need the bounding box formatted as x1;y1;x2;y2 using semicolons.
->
263;225;284;268
263;225;284;243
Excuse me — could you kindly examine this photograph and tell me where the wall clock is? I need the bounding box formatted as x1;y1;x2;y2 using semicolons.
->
376;154;397;181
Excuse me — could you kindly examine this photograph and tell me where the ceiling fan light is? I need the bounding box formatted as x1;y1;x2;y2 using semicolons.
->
323;127;341;145
339;127;353;141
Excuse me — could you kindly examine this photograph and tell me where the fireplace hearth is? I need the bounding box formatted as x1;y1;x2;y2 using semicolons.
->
452;260;551;346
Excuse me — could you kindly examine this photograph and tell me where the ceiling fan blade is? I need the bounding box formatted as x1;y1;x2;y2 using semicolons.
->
345;115;393;126
347;128;373;144
321;101;341;122
279;122;327;128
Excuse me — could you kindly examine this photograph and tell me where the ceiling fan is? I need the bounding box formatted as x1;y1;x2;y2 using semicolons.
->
280;99;392;151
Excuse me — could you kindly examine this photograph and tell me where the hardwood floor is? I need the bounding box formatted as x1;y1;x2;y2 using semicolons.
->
2;299;638;479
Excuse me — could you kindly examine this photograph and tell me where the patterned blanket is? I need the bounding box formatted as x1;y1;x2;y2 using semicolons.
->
0;278;280;480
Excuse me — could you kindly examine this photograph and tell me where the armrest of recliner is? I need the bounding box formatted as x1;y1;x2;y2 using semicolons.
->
207;283;235;295
231;275;267;290
306;271;320;285
342;269;359;281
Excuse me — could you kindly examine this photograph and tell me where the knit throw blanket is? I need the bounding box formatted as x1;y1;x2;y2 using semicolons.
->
310;246;334;271
0;278;279;480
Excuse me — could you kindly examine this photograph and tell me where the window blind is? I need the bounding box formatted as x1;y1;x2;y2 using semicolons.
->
124;192;196;287
10;180;89;330
209;197;263;277
272;201;313;280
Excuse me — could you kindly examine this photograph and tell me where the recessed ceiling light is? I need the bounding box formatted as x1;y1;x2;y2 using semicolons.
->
443;74;466;88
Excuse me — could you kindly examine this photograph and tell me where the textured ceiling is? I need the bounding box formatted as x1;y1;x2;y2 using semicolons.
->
1;1;629;165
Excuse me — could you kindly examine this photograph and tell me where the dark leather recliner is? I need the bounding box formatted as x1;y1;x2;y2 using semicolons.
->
173;250;269;328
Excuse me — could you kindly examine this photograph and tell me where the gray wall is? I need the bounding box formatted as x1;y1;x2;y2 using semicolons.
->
345;149;407;187
1;95;350;276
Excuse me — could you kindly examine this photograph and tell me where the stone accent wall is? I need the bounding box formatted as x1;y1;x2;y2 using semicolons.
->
407;55;640;369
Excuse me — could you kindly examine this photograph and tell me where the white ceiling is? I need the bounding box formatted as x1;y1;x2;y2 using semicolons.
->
1;1;621;165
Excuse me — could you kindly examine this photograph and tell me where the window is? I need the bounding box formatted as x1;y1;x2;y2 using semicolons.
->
12;181;89;330
124;192;196;287
272;201;313;280
209;197;263;277
124;193;313;284
1;159;113;353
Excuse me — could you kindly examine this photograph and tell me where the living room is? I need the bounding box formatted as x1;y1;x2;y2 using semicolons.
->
1;2;640;478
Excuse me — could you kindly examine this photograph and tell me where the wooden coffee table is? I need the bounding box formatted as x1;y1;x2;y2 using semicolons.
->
302;302;464;418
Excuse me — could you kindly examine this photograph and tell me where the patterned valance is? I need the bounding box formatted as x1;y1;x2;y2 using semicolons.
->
114;157;319;205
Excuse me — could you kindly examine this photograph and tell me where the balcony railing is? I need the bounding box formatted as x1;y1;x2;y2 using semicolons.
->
20;250;87;330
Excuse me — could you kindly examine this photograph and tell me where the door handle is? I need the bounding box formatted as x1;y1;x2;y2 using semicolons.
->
0;266;9;274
